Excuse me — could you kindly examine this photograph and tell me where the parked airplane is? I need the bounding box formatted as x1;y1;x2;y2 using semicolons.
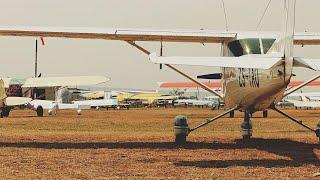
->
73;91;119;109
0;0;319;143
285;92;320;109
1;76;108;117
116;92;177;105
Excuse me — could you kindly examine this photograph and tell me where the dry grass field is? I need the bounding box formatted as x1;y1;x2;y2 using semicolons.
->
0;108;318;179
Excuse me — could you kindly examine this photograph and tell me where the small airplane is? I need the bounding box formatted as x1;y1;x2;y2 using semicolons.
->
285;92;320;109
73;91;119;110
116;92;177;106
0;76;108;117
0;0;319;143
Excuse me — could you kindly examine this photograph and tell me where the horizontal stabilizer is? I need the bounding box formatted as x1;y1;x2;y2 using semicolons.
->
293;57;320;71
149;53;282;69
197;73;222;79
5;97;32;106
22;76;109;88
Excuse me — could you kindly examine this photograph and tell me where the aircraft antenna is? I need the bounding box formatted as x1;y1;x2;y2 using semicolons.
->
293;0;297;37
256;0;272;31
221;0;229;31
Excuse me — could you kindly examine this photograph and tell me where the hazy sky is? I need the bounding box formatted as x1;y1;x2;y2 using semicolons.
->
0;0;319;89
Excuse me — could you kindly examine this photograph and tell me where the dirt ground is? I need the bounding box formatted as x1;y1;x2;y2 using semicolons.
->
0;108;318;179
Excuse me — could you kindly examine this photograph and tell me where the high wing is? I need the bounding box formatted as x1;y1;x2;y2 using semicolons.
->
5;97;32;106
22;76;109;88
0;26;235;43
0;26;319;45
149;53;282;69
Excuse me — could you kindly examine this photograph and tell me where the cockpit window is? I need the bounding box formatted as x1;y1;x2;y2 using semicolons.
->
227;38;276;57
262;39;276;54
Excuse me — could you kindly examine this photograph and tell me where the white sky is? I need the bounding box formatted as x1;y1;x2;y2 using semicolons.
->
0;0;319;89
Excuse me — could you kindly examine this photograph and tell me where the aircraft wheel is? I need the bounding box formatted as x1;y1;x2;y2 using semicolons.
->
263;110;268;118
2;107;10;118
242;135;251;141
175;134;187;144
36;106;44;117
229;110;235;118
316;129;320;142
316;121;320;142
174;115;189;145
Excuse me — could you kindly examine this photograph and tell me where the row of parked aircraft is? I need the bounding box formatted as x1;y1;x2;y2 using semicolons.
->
0;0;318;143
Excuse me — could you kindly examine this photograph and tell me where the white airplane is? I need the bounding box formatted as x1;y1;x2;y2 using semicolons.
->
285;92;320;109
1;76;108;117
0;0;319;143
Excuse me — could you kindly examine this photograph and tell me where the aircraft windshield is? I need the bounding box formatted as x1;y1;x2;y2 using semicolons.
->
228;38;275;57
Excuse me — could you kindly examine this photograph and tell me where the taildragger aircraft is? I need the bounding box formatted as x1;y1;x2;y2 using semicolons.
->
0;0;319;143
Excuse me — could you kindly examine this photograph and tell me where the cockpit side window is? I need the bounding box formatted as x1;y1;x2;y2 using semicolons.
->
262;39;276;54
227;40;244;57
227;38;276;57
241;39;261;55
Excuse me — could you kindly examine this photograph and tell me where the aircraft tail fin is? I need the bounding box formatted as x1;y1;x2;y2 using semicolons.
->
269;0;296;57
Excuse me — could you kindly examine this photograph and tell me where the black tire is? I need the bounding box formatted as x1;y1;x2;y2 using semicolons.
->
242;135;251;141
36;106;44;117
316;129;320;142
175;134;187;144
263;110;268;118
2;107;10;118
229;110;235;118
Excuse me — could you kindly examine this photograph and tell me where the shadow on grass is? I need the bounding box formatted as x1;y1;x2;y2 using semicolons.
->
0;138;317;167
174;138;319;168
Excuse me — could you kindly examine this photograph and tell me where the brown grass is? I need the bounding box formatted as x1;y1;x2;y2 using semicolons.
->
0;108;318;179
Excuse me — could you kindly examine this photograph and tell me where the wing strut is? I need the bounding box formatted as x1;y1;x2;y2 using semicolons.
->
125;41;223;99
283;73;320;97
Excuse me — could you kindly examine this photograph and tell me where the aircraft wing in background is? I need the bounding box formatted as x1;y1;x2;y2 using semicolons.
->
22;76;109;88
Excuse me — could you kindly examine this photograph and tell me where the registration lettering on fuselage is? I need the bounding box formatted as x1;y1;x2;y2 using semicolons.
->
238;68;260;88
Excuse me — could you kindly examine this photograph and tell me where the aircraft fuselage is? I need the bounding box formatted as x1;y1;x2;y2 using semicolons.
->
221;37;292;112
222;65;290;111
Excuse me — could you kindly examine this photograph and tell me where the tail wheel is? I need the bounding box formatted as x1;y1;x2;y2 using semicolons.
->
36;106;44;117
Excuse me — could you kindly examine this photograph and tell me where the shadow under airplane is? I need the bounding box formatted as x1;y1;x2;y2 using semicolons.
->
0;138;317;168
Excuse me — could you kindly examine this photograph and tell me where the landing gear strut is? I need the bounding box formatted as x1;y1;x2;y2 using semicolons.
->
272;107;320;141
241;111;252;140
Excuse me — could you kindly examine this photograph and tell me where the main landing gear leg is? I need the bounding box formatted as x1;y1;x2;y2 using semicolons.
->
272;107;320;141
241;111;252;140
174;106;238;144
